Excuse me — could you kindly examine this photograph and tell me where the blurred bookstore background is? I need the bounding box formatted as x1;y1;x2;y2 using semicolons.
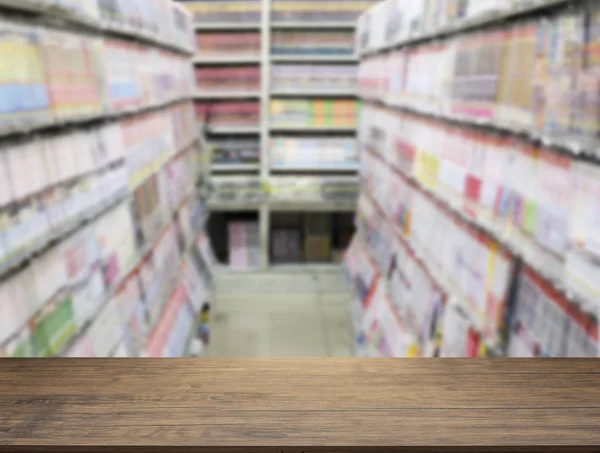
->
1;0;599;359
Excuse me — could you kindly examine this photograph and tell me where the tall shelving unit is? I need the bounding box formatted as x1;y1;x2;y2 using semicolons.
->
347;0;600;358
181;0;379;270
0;0;215;358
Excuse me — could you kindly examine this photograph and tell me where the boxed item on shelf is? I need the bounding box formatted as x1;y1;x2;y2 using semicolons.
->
181;0;261;25
195;32;261;57
304;235;331;262
195;66;260;92
270;137;358;169
272;229;302;263
271;30;355;56
303;214;331;262
271;64;357;92
270;99;359;128
228;221;260;269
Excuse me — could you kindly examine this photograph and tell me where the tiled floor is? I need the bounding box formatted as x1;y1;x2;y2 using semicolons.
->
207;267;353;357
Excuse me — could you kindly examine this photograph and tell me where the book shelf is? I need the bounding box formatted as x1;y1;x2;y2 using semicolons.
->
0;0;215;358
179;0;379;269
348;0;600;358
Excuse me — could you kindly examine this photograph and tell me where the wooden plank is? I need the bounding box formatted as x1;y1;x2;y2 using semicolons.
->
0;359;599;451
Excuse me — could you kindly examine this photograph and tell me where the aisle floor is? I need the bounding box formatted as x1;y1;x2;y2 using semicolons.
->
207;267;353;357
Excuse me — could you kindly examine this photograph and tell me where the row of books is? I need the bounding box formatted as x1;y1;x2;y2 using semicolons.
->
210;138;261;165
359;87;600;311
180;0;262;25
272;31;355;56
0;19;194;134
209;175;360;204
271;0;380;22
0;154;205;357
12;0;193;53
268;176;360;202
195;32;261;57
357;0;541;55
229;221;260;269
347;153;598;357
142;248;212;358
358;2;600;150
0;102;197;277
271;65;356;92
195;102;260;129
270;99;360;128
345;245;433;358
270;137;359;169
358;152;510;352
0;102;196;209
71;212;214;358
195;67;260;92
133;151;198;247
181;0;377;24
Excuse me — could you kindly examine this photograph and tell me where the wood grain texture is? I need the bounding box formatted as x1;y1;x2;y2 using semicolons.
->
1;359;600;452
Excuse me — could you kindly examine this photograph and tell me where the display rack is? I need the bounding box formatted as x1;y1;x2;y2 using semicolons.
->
180;0;379;269
0;0;215;358
347;0;600;358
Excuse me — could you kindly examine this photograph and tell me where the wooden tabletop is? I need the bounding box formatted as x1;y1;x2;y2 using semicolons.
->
1;359;600;452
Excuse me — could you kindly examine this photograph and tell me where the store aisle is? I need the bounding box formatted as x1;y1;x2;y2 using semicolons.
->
207;267;353;357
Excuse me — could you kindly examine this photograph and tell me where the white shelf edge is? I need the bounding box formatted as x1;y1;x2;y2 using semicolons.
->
206;126;261;135
195;23;261;31
194;56;262;64
271;22;356;29
271;89;357;97
195;91;261;99
270;55;358;63
270;125;357;133
268;200;357;212
269;263;344;273
0;94;194;141
208;200;264;211
270;165;359;172
211;164;261;172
